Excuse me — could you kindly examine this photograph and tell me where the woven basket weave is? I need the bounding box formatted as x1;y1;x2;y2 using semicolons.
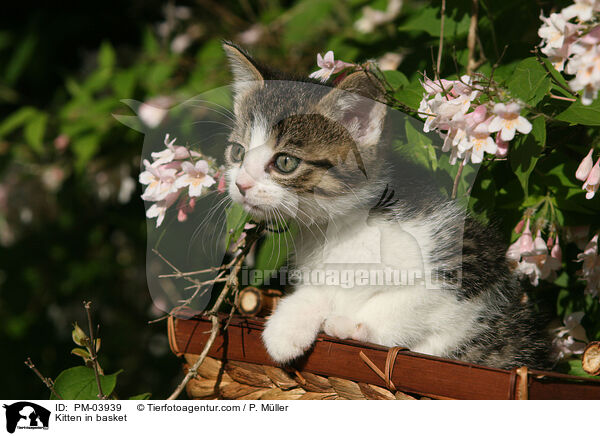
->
183;354;423;400
170;314;600;400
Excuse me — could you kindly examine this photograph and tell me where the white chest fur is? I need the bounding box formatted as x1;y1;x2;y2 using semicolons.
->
261;215;485;363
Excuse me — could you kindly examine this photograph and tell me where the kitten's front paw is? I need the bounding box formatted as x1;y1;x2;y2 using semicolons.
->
323;316;370;342
262;318;318;364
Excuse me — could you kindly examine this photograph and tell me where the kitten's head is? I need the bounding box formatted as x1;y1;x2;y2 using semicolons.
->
222;42;388;225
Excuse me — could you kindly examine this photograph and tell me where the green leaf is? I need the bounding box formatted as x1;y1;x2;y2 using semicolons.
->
399;6;470;38
70;348;91;361
0;106;37;138
382;70;409;90
4;32;36;86
400;118;437;172
72;135;100;172
555;98;600;126
506;58;551;106
71;322;88;346
225;203;248;250
510;117;546;196
253;226;295;285
24;112;47;153
283;0;336;47
129;393;151;400
98;41;116;71
50;366;121;400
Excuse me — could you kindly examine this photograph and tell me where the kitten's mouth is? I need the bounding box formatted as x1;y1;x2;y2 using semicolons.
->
241;200;267;217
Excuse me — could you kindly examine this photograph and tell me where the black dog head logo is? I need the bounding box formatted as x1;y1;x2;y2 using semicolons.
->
3;402;50;434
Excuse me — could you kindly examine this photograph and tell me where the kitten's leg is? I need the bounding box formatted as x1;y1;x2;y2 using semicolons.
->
323;316;371;342
262;287;328;364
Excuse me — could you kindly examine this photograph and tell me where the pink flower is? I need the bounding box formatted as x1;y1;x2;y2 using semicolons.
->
508;223;562;285
552;312;589;360
495;135;510;157
174;160;215;197
541;235;563;280
514;219;525;234
488;102;532;141
576;148;595;180
54;134;70;152
308;51;354;82
139;160;179;201
138;96;172;128
355;0;403;33
506;219;534;266
582;157;600;199
177;197;196;222
562;0;598;22
151;134;201;165
217;173;227;194
577;234;600;297
458;121;497;164
519;219;535;254
377;52;403;71
146;191;179;227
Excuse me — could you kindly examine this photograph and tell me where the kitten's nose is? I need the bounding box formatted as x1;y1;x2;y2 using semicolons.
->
236;180;254;196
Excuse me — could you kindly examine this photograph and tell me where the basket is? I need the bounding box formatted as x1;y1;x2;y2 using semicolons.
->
168;313;600;400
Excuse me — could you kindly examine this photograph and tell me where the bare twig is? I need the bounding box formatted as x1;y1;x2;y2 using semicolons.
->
451;160;466;200
437;0;446;77
166;229;262;400
25;358;64;400
467;0;486;74
83;301;106;400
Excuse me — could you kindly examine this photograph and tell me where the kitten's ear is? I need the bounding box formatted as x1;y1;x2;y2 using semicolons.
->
222;41;264;96
316;72;387;148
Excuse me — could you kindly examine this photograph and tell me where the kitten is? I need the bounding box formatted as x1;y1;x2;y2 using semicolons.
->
222;42;552;370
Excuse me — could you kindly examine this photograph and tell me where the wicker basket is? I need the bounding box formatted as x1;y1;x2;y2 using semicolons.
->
168;313;600;400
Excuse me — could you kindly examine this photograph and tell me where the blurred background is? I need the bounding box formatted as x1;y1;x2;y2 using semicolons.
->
0;0;584;399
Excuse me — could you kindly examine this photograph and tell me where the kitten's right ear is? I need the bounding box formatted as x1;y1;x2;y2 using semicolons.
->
222;41;264;96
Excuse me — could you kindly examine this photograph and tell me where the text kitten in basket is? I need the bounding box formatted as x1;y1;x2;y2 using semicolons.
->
221;42;551;370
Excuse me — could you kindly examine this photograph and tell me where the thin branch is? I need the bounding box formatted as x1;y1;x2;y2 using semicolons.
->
25;358;64;400
83;301;106;400
436;0;446;77
467;0;486;75
166;229;262;400
451;160;466;200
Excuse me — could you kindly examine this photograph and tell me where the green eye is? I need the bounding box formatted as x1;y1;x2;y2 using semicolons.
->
229;143;245;163
274;154;300;173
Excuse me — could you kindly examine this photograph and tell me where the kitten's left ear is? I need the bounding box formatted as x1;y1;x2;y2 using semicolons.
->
222;41;264;96
316;72;387;148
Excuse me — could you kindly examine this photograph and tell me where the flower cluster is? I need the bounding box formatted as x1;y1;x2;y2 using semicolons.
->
575;148;600;199
538;0;600;105
506;219;562;286
552;312;589;360
139;134;217;227
577;233;600;298
418;76;532;164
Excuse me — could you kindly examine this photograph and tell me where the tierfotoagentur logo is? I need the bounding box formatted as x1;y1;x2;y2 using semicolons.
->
2;402;50;433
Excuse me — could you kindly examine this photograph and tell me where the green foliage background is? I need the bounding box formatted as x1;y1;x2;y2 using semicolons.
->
1;0;599;399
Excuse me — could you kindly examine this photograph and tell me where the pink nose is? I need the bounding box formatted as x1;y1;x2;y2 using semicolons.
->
236;180;254;195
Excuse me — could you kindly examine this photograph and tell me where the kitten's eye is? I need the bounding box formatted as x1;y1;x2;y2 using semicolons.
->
229;143;245;163
274;154;300;174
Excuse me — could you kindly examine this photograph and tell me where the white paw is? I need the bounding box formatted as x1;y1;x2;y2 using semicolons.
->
262;317;319;364
323;316;370;342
